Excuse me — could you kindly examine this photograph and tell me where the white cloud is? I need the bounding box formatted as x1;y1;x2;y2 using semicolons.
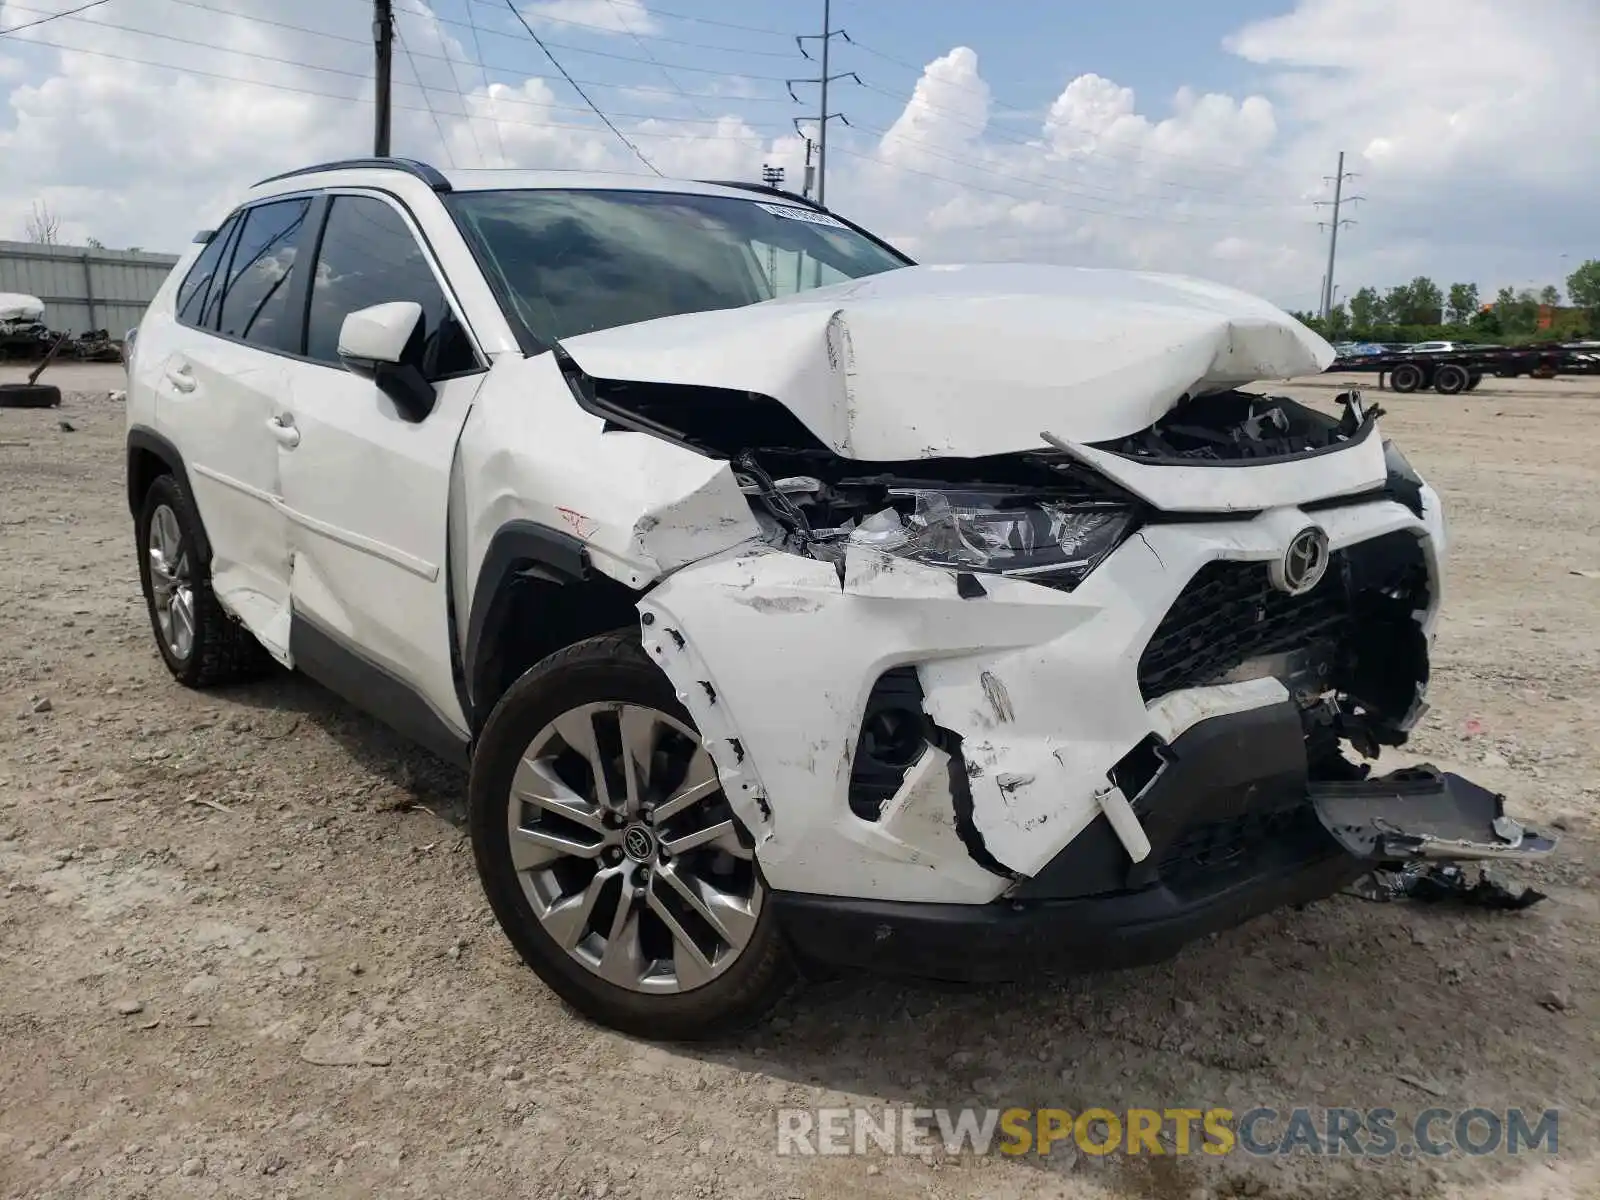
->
520;0;660;37
881;47;989;162
0;0;1590;307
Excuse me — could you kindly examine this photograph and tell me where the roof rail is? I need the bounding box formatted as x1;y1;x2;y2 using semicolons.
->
695;180;827;212
253;157;452;193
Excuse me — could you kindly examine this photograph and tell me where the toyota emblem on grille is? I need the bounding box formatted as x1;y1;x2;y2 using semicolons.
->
1270;526;1330;596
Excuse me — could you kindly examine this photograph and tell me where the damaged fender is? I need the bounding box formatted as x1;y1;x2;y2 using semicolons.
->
455;353;761;597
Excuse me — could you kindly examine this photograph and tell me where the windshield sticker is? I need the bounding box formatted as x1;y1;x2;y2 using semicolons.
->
756;202;846;228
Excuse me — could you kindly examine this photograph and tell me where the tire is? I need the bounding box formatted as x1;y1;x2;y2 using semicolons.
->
1389;363;1425;393
0;382;61;408
470;632;794;1040
1433;364;1470;394
1466;371;1484;391
135;473;273;687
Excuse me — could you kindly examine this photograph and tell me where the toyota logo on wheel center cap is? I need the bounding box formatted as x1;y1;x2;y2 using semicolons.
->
1270;526;1331;596
622;823;657;862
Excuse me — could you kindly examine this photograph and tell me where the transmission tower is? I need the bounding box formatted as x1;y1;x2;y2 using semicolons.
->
789;0;859;206
1315;151;1364;320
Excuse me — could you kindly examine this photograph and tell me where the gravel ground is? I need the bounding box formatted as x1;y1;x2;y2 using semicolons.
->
1;362;1596;1200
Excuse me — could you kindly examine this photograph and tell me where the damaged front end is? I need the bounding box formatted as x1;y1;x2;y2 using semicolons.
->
597;362;1551;979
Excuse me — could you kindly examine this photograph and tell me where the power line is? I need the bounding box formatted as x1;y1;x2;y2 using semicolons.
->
1;4;792;128
599;0;713;121
0;0;112;35
461;0;507;164
501;0;659;175
448;0;792;44
394;17;459;167
630;3;789;36
14;31;777;145
131;0;795;103
386;0;796;59
396;7;490;167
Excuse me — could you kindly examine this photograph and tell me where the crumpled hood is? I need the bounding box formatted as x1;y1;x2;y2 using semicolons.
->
557;262;1334;460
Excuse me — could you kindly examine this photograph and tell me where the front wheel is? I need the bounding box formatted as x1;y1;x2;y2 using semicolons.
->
469;633;793;1040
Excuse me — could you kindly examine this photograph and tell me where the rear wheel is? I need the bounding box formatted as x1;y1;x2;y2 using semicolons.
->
1465;371;1484;391
1434;363;1470;394
136;473;272;687
1389;362;1425;393
470;633;793;1040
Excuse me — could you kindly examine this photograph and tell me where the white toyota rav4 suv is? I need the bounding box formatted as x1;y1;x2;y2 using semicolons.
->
125;158;1554;1039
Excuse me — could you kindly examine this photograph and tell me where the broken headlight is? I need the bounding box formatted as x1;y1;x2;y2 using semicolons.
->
848;490;1134;588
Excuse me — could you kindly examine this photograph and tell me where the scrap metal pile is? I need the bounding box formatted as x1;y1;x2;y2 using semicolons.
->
0;293;123;363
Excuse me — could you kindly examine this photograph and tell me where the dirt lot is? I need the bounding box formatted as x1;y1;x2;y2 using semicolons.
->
1;362;1596;1200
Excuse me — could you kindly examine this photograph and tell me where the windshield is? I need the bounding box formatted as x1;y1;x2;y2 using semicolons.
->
446;188;910;347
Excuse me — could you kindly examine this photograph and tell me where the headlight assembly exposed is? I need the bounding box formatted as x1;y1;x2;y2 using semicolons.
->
847;489;1135;588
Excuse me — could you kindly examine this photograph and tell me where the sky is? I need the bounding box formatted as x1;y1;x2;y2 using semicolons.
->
0;0;1594;311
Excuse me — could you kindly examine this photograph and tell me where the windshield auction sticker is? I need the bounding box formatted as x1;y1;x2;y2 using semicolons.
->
756;202;847;228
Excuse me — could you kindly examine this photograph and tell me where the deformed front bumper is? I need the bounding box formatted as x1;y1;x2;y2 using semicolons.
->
636;489;1553;979
768;700;1556;982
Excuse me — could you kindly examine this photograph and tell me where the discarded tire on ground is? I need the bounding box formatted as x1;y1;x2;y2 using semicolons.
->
1434;364;1471;395
0;383;62;409
1389;363;1425;393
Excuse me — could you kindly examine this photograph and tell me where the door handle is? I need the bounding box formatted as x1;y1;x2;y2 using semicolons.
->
267;414;300;449
165;363;196;393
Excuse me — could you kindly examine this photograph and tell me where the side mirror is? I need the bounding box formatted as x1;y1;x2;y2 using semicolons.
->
337;301;435;422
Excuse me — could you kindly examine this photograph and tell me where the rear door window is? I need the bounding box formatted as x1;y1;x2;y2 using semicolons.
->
215;198;312;351
174;214;241;328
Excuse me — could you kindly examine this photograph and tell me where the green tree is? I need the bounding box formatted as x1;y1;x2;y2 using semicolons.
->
1407;276;1444;325
1381;283;1413;326
1325;301;1350;338
1568;259;1600;311
1349;286;1381;333
1494;287;1539;336
1539;284;1561;307
1446;282;1480;325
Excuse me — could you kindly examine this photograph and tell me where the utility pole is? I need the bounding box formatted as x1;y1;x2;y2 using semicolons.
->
795;136;815;200
1315;151;1362;320
791;0;858;207
373;0;394;156
761;164;786;190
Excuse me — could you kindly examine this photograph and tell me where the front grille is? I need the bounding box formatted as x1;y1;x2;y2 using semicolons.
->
1137;559;1349;700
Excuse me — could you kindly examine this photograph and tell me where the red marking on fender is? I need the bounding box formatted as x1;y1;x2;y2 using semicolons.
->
556;507;596;538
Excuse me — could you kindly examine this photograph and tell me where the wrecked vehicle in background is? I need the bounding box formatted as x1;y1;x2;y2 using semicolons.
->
126;162;1556;1041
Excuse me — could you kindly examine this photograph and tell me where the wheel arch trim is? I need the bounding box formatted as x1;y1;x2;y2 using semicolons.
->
464;519;594;727
126;426;212;562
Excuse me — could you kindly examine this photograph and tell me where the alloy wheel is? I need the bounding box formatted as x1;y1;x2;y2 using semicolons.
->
507;702;761;993
147;503;196;661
